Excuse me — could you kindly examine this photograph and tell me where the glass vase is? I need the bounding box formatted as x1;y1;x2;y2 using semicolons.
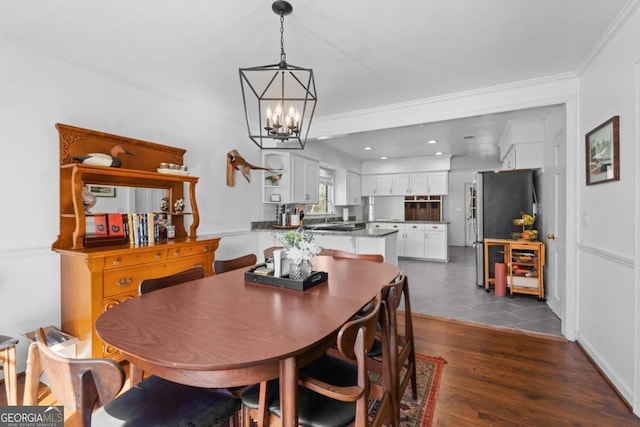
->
82;186;97;214
289;259;312;281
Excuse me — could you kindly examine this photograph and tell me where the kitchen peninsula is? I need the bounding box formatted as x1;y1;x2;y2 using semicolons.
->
253;221;399;265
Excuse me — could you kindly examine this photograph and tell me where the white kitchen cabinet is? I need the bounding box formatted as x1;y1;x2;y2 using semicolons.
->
501;142;543;170
392;174;409;195
376;175;393;195
424;224;448;261
361;172;448;196
361;175;393;196
292;155;319;204
262;152;319;204
426;172;448;195
408;173;428;194
403;223;425;258
361;175;377;196
335;169;361;206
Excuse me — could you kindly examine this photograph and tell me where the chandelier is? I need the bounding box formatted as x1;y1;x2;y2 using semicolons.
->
239;1;317;149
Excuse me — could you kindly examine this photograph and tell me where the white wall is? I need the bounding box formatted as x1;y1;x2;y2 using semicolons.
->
0;34;262;373
576;4;640;412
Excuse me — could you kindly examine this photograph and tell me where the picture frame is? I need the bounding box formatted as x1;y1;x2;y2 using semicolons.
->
585;116;620;186
87;184;116;197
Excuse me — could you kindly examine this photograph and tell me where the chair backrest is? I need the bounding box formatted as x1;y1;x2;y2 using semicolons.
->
138;266;205;295
34;328;125;426
331;249;384;263
214;253;257;274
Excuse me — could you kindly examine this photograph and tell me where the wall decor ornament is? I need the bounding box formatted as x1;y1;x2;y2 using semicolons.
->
585;116;620;185
226;149;279;186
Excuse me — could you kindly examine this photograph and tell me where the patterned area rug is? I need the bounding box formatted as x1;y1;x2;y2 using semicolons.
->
398;354;447;427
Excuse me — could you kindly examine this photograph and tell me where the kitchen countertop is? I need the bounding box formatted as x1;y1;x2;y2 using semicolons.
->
368;219;451;224
308;228;398;237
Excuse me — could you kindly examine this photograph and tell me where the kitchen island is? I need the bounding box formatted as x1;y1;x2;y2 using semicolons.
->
368;220;449;262
253;221;399;265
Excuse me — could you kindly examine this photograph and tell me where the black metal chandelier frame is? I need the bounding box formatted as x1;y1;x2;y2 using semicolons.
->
239;1;317;149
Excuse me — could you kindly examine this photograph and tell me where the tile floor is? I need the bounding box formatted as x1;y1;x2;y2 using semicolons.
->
399;246;563;337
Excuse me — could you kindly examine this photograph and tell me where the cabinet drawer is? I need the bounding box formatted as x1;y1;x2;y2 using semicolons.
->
405;223;425;232
103;255;211;298
167;243;213;259
425;223;446;231
104;249;166;270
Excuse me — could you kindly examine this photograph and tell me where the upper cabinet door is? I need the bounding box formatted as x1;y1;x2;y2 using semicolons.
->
427;172;449;195
304;159;319;204
361;175;377;196
291;155;306;203
377;175;393;195
336;170;361;205
408;173;428;194
392;174;409;195
291;155;319;204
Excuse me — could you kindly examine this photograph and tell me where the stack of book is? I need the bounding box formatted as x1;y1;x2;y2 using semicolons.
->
85;213;170;247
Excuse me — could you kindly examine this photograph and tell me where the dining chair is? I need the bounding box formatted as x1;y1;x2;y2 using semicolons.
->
0;335;19;405
138;265;205;294
214;253;257;274
34;327;241;427
368;273;417;423
240;292;394;427
331;249;384;263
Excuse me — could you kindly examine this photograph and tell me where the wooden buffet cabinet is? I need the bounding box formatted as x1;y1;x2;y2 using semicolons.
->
52;124;220;359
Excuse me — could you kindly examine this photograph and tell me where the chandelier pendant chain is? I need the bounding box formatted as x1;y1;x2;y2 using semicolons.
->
279;13;287;66
238;0;317;149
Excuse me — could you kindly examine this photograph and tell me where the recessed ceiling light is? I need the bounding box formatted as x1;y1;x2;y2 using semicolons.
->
316;136;330;140
364;146;372;150
435;151;443;156
380;156;387;160
427;139;438;144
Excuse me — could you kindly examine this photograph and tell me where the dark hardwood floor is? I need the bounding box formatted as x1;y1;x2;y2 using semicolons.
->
408;313;640;426
2;315;639;426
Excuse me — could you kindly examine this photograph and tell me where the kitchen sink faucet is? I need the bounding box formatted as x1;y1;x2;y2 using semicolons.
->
325;201;334;223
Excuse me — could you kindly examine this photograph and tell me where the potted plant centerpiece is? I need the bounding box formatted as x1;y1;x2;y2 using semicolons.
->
279;229;321;280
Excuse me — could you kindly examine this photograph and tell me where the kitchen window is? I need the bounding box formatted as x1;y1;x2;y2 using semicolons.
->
306;168;334;215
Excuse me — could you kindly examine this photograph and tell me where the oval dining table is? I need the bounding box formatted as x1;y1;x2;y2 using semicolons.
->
95;255;400;427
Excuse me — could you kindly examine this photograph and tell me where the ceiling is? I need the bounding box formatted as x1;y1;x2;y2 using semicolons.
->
0;1;630;161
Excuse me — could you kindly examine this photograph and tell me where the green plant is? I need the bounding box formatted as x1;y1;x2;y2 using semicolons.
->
265;174;282;184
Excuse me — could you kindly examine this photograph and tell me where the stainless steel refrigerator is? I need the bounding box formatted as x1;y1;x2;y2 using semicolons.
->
474;169;538;286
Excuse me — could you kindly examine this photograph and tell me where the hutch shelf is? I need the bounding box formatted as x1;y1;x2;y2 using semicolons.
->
52;124;220;359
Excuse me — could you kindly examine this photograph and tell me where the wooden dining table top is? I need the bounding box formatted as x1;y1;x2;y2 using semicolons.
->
95;256;401;389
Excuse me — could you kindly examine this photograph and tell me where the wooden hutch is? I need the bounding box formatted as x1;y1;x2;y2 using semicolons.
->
52;124;220;359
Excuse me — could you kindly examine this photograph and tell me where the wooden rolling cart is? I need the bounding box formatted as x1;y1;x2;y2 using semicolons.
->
508;240;545;300
483;238;545;300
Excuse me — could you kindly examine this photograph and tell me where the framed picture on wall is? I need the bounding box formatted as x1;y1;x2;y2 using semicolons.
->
87;184;116;197
585;115;619;185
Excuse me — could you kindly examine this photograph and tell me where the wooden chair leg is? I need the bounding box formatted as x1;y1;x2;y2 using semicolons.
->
23;342;43;406
2;344;18;405
129;363;144;387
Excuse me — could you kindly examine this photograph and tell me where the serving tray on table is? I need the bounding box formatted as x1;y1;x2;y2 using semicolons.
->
245;264;328;291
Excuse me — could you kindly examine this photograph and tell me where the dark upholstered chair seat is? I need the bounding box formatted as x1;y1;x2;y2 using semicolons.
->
241;354;360;427
93;375;240;427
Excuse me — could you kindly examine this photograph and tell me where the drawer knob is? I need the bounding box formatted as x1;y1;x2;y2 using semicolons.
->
174;251;180;256
202;247;208;253
155;254;161;260
117;277;132;287
113;259;121;266
194;263;203;267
